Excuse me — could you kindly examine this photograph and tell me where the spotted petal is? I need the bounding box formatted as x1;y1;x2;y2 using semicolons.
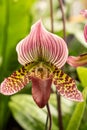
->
31;76;52;108
67;53;87;67
16;20;68;68
53;67;83;101
0;62;36;95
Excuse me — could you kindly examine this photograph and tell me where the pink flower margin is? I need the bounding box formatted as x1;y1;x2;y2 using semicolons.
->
0;20;83;108
67;10;87;67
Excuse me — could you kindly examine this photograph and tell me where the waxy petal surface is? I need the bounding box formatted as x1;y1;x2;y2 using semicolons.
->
16;20;68;68
67;53;87;67
53;67;83;101
0;62;35;95
31;76;52;108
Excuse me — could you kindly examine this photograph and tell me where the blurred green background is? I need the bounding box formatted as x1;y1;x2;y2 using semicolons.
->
0;0;87;130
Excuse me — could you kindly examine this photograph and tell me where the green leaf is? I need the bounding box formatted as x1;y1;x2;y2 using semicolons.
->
9;94;60;130
9;94;46;130
66;87;87;130
0;0;35;79
0;95;10;130
0;0;36;129
66;101;86;130
77;67;87;88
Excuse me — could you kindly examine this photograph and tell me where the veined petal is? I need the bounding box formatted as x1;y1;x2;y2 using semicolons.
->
31;76;52;108
0;62;36;95
53;67;83;102
16;20;68;68
67;53;87;67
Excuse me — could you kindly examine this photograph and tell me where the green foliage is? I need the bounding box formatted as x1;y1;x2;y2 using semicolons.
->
0;0;36;129
66;101;86;130
9;94;59;130
77;67;87;88
66;63;87;130
9;94;45;130
0;0;35;80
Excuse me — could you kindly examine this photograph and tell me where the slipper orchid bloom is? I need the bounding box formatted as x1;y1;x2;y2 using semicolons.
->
0;20;83;108
67;10;87;67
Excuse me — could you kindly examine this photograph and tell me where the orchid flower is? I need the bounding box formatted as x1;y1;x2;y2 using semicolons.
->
67;10;87;67
80;10;87;42
0;20;83;108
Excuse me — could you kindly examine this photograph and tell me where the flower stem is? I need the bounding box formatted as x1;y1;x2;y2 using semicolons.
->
56;91;64;130
50;0;54;33
46;103;52;130
45;114;49;130
49;1;65;130
58;0;66;41
56;1;66;130
45;1;53;130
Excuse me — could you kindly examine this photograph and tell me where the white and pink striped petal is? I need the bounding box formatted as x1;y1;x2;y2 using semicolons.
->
16;20;68;68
